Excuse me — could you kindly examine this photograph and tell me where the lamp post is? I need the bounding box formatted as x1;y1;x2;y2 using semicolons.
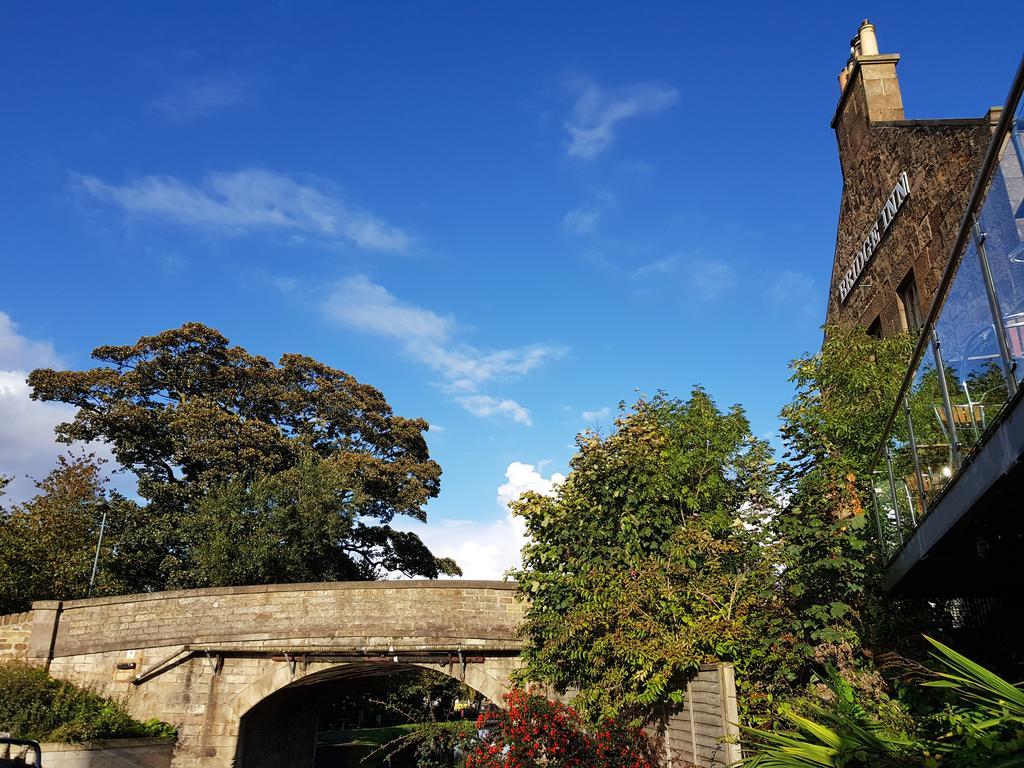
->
87;502;107;598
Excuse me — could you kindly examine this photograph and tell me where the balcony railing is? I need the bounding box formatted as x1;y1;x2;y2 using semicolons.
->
871;56;1024;562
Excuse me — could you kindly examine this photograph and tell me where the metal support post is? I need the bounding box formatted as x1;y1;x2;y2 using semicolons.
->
903;398;927;520
930;329;962;469
871;477;888;557
973;215;1018;396
884;445;904;545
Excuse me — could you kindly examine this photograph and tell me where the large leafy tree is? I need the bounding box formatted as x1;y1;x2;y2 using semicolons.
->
511;389;792;724
26;323;459;587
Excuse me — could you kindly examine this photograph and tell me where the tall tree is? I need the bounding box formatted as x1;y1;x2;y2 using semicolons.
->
27;323;459;586
774;324;932;659
511;389;790;724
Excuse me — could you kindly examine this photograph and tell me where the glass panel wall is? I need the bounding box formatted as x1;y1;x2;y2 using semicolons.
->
869;64;1024;563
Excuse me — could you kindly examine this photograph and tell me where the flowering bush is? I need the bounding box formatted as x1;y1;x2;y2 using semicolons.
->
465;689;659;768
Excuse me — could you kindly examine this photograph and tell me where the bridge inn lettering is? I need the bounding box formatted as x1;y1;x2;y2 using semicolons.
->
837;171;910;303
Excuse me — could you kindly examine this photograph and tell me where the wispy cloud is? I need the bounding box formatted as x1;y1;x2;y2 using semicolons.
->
564;77;678;160
322;276;566;424
768;270;815;305
77;169;411;252
581;406;611;422
561;190;616;235
149;75;250;122
562;206;600;235
632;255;679;279
458;395;532;426
688;258;735;300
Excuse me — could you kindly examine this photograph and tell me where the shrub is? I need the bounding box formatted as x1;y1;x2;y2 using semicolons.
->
0;662;176;743
465;689;659;768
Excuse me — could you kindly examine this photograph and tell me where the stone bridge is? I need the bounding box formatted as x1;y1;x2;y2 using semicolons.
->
0;581;525;767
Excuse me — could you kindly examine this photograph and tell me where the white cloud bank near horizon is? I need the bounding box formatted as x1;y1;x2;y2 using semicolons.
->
323;276;566;426
78;169;411;253
402;461;565;580
0;313;84;503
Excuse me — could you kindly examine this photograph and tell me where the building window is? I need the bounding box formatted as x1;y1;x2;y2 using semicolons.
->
897;272;924;331
867;316;883;339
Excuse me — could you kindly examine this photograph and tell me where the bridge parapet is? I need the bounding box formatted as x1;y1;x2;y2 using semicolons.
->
0;581;525;767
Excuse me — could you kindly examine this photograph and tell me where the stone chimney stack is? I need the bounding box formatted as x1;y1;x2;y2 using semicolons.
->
835;20;904;120
832;20;905;176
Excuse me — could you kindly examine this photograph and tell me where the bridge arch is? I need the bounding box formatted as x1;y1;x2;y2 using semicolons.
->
1;580;524;767
232;660;510;767
229;657;512;723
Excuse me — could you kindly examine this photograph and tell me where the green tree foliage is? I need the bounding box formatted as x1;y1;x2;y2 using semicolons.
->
0;661;175;742
511;389;791;723
24;323;459;590
774;325;920;654
0;454;146;613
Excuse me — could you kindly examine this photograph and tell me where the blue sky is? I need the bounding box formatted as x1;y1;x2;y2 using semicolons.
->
1;2;1020;577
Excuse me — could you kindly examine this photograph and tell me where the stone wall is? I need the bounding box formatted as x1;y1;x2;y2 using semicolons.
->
34;738;172;768
0;581;525;768
0;611;32;662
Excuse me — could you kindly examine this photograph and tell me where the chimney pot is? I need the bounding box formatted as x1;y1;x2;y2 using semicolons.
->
858;20;879;56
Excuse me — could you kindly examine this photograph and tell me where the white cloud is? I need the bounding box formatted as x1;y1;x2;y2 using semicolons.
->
401;462;564;579
561;190;615;236
564;77;679;160
324;275;453;343
632;255;679;279
149;75;250;122
457;395;532;426
497;461;565;507
562;206;600;235
0;314;78;503
768;270;815;305
78;169;411;252
323;277;566;424
581;406;611;422
0;313;61;370
688;258;735;300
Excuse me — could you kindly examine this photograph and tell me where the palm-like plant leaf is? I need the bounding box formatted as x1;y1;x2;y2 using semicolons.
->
923;635;1024;719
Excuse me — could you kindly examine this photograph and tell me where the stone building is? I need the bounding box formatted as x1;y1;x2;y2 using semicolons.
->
825;20;1000;335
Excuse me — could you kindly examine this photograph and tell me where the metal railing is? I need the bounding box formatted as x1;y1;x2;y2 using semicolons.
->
871;55;1024;561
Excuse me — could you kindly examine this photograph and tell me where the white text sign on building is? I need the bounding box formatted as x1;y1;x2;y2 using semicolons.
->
838;171;911;303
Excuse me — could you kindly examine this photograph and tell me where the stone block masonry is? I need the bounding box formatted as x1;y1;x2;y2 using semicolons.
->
0;611;32;661
0;581;525;768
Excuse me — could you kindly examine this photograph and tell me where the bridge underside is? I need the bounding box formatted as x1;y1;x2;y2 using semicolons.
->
237;661;500;768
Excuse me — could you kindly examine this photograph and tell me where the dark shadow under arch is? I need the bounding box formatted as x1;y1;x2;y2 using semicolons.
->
235;661;494;768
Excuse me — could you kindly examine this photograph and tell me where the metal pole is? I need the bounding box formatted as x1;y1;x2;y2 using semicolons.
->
931;329;962;469
972;215;1018;396
904;397;926;522
872;487;888;558
902;483;918;528
884;445;904;545
1010;117;1024;178
87;506;107;598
